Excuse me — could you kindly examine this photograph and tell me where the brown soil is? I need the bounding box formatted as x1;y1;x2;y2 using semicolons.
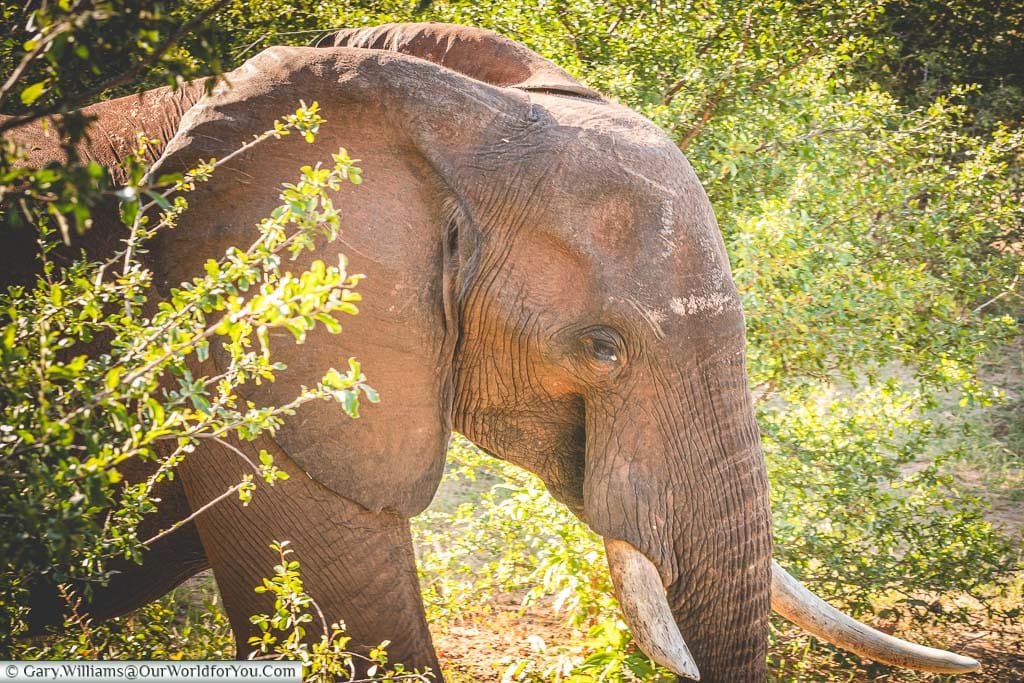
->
429;594;1024;682
432;594;577;682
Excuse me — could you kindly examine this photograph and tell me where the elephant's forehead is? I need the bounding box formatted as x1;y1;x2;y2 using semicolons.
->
528;188;740;343
536;96;686;177
541;163;734;310
529;95;741;329
536;103;716;248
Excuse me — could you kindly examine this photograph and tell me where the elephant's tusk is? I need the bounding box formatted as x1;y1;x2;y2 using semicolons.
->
771;561;981;674
604;538;701;680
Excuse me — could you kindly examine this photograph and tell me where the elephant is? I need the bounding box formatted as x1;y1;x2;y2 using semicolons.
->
5;22;981;682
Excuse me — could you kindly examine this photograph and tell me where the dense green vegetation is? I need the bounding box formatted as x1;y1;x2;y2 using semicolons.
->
2;1;1021;680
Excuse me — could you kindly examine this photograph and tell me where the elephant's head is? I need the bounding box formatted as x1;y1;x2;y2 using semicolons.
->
153;23;980;681
452;101;773;678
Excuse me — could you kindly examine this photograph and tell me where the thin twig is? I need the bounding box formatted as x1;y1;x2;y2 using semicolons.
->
661;76;688;106
0;0;91;105
142;481;244;546
233;25;349;60
555;10;585;63
198;434;264;475
677;84;726;152
755;125;874;153
968;274;1019;317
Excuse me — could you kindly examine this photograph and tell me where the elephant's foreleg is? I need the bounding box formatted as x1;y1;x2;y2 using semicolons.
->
179;438;440;676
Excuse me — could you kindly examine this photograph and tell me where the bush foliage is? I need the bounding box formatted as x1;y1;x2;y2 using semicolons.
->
0;94;383;676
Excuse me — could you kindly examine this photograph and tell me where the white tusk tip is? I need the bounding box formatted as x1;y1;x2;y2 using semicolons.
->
945;654;981;674
675;660;701;680
650;641;701;680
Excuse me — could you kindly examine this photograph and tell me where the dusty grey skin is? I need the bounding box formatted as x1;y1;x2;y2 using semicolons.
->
7;23;979;682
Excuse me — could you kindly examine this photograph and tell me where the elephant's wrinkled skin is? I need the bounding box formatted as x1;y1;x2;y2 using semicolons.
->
5;23;979;682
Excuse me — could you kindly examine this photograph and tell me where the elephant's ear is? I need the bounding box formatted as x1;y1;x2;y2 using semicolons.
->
328;22;603;101
149;46;533;516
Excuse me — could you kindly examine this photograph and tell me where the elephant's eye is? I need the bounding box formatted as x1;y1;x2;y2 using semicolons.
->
580;328;625;368
590;338;619;363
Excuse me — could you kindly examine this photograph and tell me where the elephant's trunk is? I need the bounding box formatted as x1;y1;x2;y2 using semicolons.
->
658;439;773;683
585;350;773;682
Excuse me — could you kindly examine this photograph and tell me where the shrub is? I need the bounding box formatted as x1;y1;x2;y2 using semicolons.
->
0;103;373;650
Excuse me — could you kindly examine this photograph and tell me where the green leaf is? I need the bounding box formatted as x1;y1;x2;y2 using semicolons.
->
144;189;172;210
119;198;140;227
20;80;49;105
314;313;341;334
190;394;212;415
341;390;359;418
105;367;123;390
